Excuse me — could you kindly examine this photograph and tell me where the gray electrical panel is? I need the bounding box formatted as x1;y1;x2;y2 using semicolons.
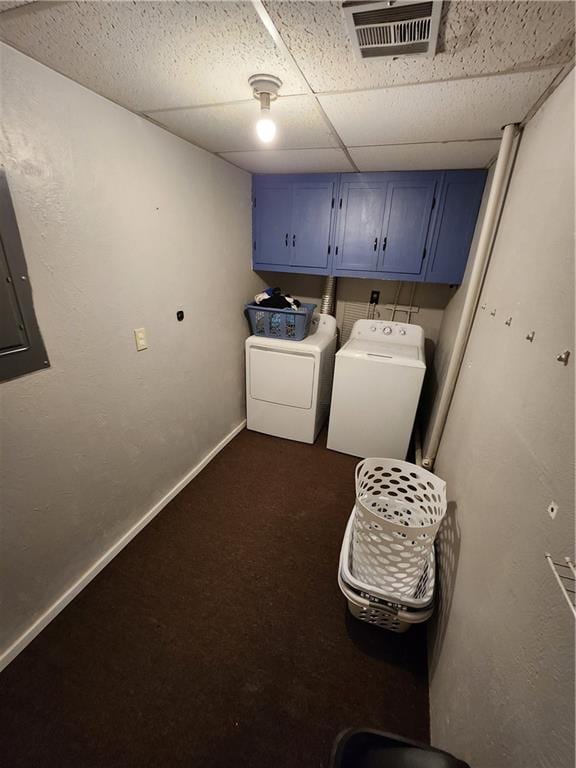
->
0;170;50;382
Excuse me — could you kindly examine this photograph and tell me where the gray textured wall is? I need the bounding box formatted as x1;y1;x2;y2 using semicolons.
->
429;70;575;767
0;43;264;660
422;163;494;441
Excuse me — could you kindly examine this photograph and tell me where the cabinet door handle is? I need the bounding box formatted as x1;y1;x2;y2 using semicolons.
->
373;237;378;251
293;234;296;247
285;233;288;247
382;237;387;251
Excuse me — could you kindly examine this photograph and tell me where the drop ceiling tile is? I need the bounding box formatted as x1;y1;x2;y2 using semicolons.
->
219;148;354;174
265;0;575;93
350;140;500;172
318;69;560;146
148;95;339;153
0;1;33;11
0;1;306;111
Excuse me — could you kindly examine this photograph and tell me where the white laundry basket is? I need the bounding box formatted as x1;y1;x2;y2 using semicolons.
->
338;570;434;633
353;458;446;599
341;509;435;610
338;509;435;633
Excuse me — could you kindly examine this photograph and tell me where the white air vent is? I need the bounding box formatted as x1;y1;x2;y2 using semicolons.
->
343;0;443;59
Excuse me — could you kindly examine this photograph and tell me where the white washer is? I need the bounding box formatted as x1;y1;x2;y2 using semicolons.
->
327;319;426;459
246;314;337;444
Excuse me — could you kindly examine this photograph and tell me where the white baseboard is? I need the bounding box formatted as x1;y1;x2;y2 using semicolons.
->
0;419;246;673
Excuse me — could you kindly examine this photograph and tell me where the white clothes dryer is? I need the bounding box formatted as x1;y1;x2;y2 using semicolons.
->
245;314;337;444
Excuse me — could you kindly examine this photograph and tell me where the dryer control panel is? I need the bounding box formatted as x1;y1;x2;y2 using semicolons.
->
349;319;424;347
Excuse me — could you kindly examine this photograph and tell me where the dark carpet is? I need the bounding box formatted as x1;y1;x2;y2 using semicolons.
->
0;429;429;768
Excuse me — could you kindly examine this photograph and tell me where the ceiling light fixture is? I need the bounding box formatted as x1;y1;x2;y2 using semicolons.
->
248;74;282;144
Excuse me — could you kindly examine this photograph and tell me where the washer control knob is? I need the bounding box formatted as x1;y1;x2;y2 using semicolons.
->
370;325;377;332
398;328;407;336
382;326;392;335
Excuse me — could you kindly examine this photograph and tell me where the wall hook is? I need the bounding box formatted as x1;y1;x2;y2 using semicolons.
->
526;331;535;342
490;309;496;317
505;317;512;326
481;303;486;310
556;350;570;366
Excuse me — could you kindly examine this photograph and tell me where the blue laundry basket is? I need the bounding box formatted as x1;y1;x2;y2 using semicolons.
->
245;303;316;341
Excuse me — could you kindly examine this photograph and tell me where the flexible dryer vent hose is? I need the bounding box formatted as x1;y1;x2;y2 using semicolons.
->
320;276;337;316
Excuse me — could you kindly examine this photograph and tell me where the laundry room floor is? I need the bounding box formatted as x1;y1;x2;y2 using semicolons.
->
0;430;429;768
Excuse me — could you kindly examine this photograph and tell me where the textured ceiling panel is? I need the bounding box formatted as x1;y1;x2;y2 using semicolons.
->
319;69;559;146
0;1;33;11
0;0;572;173
0;1;306;111
220;148;355;173
265;0;575;93
350;140;501;171
148;95;338;153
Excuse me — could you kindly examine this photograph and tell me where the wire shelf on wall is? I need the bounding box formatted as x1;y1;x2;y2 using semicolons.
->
545;554;576;617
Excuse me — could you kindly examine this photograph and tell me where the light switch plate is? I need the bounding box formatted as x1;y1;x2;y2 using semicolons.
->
134;327;148;351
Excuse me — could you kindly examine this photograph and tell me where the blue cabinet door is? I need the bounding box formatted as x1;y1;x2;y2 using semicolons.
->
378;175;438;279
252;171;486;283
252;174;337;274
334;180;388;273
252;179;292;269
425;170;487;284
290;179;335;270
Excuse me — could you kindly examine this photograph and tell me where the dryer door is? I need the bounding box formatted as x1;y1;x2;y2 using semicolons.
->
249;347;315;409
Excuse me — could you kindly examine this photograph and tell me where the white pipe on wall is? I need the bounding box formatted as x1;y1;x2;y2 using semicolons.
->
422;123;521;469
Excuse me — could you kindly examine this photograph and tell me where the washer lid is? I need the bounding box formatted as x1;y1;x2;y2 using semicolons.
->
339;338;425;367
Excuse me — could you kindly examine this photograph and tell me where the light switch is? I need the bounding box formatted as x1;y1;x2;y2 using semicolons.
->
134;327;148;351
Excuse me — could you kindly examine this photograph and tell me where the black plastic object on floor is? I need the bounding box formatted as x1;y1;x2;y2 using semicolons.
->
330;729;471;768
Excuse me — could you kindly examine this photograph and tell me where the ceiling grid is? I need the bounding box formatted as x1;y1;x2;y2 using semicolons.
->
0;0;573;173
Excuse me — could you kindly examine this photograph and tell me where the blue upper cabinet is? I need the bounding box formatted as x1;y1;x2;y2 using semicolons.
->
424;170;487;284
290;180;335;271
252;174;338;275
378;174;438;279
252;170;486;283
253;178;292;267
334;178;388;273
334;172;439;281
